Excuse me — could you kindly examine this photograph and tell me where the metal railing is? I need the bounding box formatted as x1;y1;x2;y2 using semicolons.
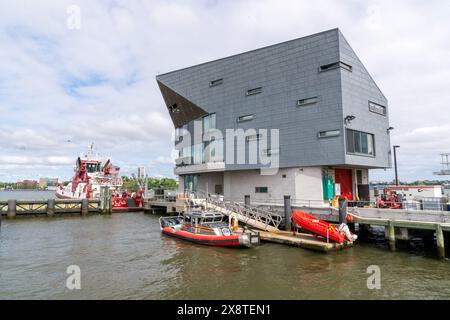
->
187;189;283;230
228;196;450;213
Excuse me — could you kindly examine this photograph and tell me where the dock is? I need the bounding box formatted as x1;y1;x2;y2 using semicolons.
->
143;198;186;215
200;195;353;253
348;208;450;259
0;199;102;218
258;230;352;252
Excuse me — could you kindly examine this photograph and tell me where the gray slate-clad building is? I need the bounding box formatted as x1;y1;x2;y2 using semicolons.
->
156;28;391;203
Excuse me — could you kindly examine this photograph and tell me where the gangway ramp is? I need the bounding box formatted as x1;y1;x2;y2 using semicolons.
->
201;197;282;233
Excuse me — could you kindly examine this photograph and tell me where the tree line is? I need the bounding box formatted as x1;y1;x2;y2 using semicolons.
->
0;177;178;192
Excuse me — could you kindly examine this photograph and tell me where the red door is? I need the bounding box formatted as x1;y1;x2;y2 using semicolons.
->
335;169;353;200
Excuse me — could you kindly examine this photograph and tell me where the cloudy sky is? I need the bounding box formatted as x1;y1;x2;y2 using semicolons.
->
0;0;449;182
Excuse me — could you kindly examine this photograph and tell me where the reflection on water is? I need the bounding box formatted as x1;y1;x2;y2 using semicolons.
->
1;213;450;300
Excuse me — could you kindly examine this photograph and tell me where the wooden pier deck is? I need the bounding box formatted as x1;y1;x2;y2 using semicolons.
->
0;199;103;218
349;211;450;259
257;230;353;253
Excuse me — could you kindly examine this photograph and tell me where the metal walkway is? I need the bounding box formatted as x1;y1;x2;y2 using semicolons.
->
191;191;283;233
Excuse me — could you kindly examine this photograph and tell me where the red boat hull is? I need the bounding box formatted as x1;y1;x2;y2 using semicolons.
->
161;227;243;247
292;210;346;243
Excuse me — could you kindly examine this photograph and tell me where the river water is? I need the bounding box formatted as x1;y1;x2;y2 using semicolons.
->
1;192;449;300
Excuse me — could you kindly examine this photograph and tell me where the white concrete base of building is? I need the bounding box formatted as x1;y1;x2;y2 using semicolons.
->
178;166;369;205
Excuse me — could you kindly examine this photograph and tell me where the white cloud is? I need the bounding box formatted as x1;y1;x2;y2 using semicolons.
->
0;0;449;182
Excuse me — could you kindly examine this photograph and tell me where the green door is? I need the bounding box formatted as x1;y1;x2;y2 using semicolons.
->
322;177;335;200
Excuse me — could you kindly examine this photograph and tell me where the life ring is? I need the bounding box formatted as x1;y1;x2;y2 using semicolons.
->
222;228;231;236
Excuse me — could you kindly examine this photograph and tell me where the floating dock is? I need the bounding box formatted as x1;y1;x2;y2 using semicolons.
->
258;230;353;253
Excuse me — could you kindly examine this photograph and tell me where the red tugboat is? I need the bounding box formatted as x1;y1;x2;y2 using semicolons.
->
55;144;144;211
159;211;259;248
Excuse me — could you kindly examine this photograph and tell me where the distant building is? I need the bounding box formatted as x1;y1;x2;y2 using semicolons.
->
138;167;146;180
157;28;391;203
39;177;59;189
17;180;39;189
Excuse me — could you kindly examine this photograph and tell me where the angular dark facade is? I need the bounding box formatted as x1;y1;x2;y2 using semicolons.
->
156;28;391;203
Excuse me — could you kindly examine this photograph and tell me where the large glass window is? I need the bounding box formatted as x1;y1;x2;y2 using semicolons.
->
202;113;216;133
193;143;203;164
181;145;192;158
203;139;224;163
346;129;375;156
183;175;198;192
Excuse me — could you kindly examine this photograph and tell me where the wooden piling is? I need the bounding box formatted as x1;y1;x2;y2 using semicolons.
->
338;197;347;224
81;199;89;216
7;199;16;218
100;187;107;214
284;195;292;231
436;224;445;260
47;199;55;216
105;188;112;214
388;221;396;252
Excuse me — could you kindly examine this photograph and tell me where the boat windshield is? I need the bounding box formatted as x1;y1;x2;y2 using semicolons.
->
183;212;224;225
201;217;223;224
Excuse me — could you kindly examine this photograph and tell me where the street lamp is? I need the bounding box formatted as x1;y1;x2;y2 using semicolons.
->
393;145;400;186
387;127;394;134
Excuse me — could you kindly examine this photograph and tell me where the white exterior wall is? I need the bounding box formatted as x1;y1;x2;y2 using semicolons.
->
393;186;443;200
197;172;224;195
294;167;324;202
224;168;298;202
223;167;324;204
179;166;371;203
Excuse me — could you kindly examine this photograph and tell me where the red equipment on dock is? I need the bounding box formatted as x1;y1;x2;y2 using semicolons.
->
292;210;347;244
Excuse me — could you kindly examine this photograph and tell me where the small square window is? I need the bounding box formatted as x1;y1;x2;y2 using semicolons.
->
319;61;352;73
246;87;262;96
255;187;268;193
297;96;318;107
209;78;223;87
318;130;340;138
262;149;279;156
246;134;262;142
368;101;386;116
282;174;287;178
237;114;254;123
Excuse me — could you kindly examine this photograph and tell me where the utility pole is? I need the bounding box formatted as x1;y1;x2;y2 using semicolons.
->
393;145;400;186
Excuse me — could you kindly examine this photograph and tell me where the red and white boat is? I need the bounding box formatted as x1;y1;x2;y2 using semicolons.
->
159;211;260;248
55;144;144;210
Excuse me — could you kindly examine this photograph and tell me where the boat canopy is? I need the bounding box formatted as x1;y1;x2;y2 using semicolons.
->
183;211;224;223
